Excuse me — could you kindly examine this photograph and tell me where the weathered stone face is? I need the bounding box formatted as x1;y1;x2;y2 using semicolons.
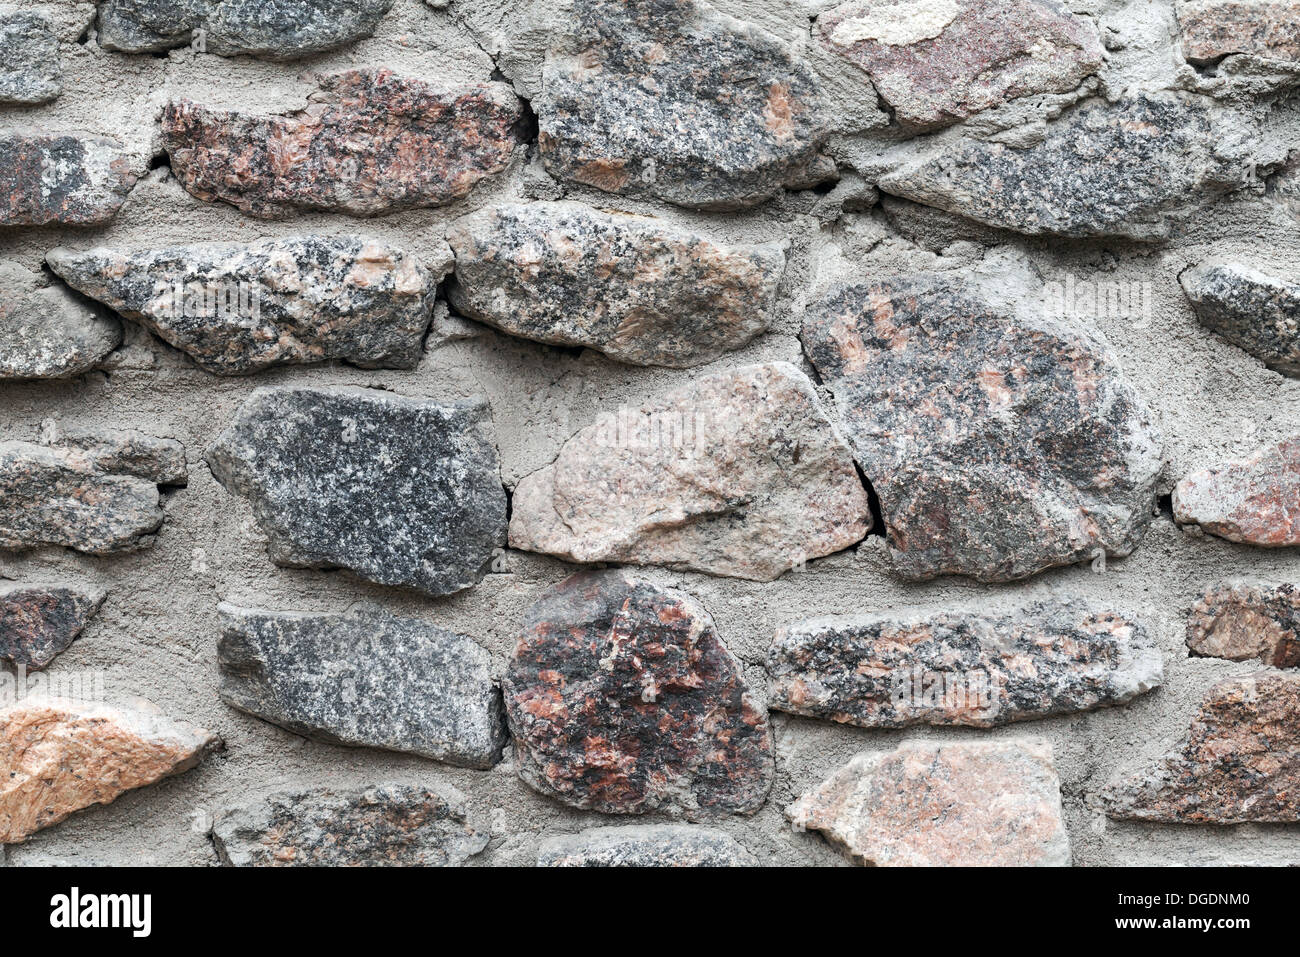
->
1174;435;1300;546
0;261;122;380
0;697;218;844
1103;672;1300;822
0;9;61;104
537;0;829;210
0;585;106;671
46;237;442;376
0;432;186;555
0;133;140;227
1180;261;1300;377
788;739;1071;866
768;602;1161;729
1177;0;1300;65
1187;582;1300;667
162;69;522;219
211;784;487;866
207;387;507;596
96;0;393;59
445;202;786;367
802;276;1163;582
218;605;506;768
503;569;775;819
877;95;1237;240
509;362;870;581
537;824;755;866
819;0;1103;130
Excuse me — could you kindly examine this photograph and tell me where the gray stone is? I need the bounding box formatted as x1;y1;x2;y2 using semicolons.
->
211;783;488;866
0;585;106;671
46;237;442;376
0;9;61;104
1178;0;1300;65
445;202;786;367
0;133;141;227
218;605;506;768
96;0;393;59
53;430;188;485
0;262;122;380
1180;260;1300;376
537;825;755;866
207;386;507;597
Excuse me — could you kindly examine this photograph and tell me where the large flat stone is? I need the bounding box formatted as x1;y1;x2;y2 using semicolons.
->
1178;0;1300;65
1173;435;1300;546
0;9;61;104
0;585;106;671
537;824;755;866
509;362;870;581
1187;582;1300;667
0;261;122;380
47;236;442;376
445;202;786;367
1180;261;1300;377
0;133;141;227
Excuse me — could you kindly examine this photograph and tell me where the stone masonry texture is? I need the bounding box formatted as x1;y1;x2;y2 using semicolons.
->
5;0;1300;869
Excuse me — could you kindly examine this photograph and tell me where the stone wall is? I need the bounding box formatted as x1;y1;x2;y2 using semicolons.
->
2;0;1300;866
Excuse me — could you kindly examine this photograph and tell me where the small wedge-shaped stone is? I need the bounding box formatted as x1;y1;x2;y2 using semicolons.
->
218;605;506;768
538;825;755;867
211;783;487;866
1174;435;1300;546
0;432;186;554
46;237;440;375
802;276;1163;582
0;9;61;104
768;602;1162;729
1178;0;1300;65
1188;582;1300;666
0;585;106;671
0;696;218;843
503;569;775;819
1103;672;1300;822
538;0;829;210
878;94;1238;240
788;739;1071;866
819;0;1103;130
445;202;786;367
510;362;870;581
162;69;522;219
207;387;507;596
1181;261;1300;377
0;133;140;227
0;261;121;380
97;0;393;59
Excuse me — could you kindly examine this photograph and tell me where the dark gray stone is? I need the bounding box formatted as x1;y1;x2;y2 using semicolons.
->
218;605;506;768
207;386;507;597
0;261;122;380
0;9;61;104
0;133;141;227
1181;261;1300;376
0;584;106;671
537;825;755;866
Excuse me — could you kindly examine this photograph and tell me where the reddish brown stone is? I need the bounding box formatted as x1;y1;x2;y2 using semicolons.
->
1178;0;1300;65
0;133;140;226
162;69;522;219
0;585;106;671
1173;435;1300;546
1103;672;1300;823
1187;582;1300;667
502;569;775;819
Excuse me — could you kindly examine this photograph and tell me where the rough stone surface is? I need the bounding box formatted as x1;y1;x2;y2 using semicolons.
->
537;824;755;866
0;8;61;105
1178;0;1300;65
503;569;775;819
509;362;870;581
1174;435;1300;546
789;739;1071;866
0;133;140;227
877;94;1238;240
1103;672;1300;822
0;697;217;843
802;275;1163;582
0;261;122;380
537;0;829;210
97;0;393;59
0;585;106;671
162;69;522;219
1180;261;1300;377
211;783;487;866
0;432;186;555
207;386;507;596
768;602;1162;729
1187;582;1300;667
819;0;1103;130
218;605;506;768
46;236;442;376
445;202;786;367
